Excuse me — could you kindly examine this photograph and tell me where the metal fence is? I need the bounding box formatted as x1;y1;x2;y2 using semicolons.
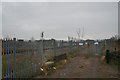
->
2;38;82;78
2;38;116;78
2;38;41;78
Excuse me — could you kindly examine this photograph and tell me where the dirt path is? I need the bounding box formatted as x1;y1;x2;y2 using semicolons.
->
36;54;118;78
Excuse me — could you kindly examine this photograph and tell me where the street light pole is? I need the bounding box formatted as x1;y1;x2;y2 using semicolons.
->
41;32;44;61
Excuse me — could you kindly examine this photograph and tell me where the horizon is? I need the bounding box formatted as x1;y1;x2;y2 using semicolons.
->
0;36;116;41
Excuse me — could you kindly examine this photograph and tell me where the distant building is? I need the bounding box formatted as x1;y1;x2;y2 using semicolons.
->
86;39;95;44
18;39;24;42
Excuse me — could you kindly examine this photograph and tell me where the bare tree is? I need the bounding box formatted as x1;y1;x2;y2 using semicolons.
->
81;27;85;40
77;28;81;41
3;35;10;40
68;36;70;41
31;36;35;42
77;27;85;41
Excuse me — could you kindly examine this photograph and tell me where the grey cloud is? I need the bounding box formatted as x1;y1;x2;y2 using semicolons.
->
2;2;118;40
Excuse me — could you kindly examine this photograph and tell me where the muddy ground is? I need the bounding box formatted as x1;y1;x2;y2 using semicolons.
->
36;54;118;78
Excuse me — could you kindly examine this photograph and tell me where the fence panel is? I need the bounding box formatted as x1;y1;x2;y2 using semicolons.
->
2;38;112;78
2;38;42;78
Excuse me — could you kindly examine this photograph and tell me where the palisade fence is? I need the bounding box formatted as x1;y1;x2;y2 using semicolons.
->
2;38;83;78
2;38;116;78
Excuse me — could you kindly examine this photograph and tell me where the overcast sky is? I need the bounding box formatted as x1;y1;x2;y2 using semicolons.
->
2;2;118;40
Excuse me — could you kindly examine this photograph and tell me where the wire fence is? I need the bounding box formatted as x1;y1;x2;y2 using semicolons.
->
1;38;116;78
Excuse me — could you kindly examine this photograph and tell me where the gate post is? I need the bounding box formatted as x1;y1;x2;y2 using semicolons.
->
13;38;16;78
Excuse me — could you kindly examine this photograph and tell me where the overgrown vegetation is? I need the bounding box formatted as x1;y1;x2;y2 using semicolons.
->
33;49;82;77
